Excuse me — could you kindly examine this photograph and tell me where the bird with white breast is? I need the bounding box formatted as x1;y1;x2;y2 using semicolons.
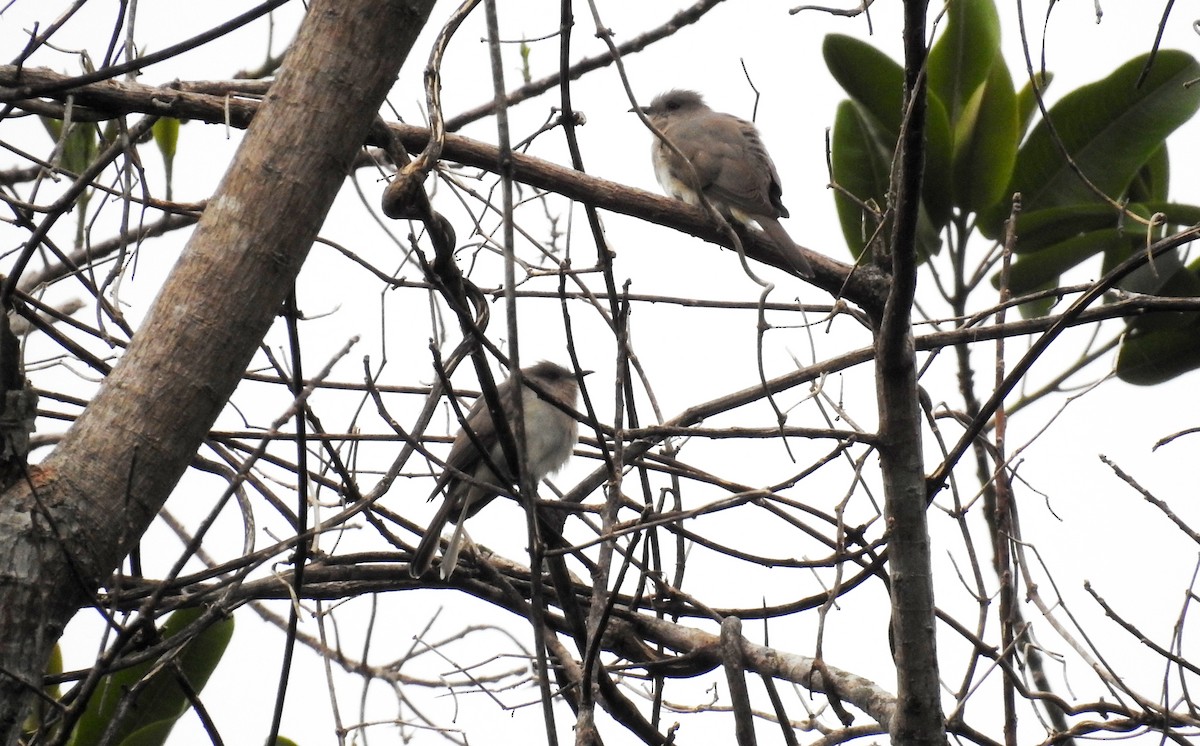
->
410;361;585;580
638;89;814;278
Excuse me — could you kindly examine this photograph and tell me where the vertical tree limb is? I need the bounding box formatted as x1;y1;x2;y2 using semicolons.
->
0;1;436;738
876;1;945;744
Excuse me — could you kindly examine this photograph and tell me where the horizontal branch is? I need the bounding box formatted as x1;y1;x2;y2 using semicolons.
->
0;65;887;309
102;559;898;730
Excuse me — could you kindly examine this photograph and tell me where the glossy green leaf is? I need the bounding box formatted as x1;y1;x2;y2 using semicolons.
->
997;200;1200;298
914;201;945;261
1007;51;1200;214
1014;200;1200;257
1134;256;1199;326
981;52;1199;237
1117;324;1200;384
824;34;906;136
1117;262;1200;384
1127;144;1169;203
823;33;954;226
1106;236;1182;296
1015;71;1052;138
1139;200;1200;229
1006;228;1131;294
953;59;1018;214
922;91;955;226
1010;204;1120;254
928;0;1001;128
70;607;235;746
1009;201;1181;255
831;100;891;258
829;102;944;262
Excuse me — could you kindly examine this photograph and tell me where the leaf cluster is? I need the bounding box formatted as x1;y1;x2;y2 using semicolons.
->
825;0;1200;383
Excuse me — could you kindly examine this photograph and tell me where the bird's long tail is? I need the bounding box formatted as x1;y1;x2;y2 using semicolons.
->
759;217;815;279
410;493;462;578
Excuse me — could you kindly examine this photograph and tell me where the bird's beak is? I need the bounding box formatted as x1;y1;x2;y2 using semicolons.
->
581;369;594;377
629;106;648;114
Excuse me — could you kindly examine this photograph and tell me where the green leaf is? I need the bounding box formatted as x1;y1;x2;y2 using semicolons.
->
928;0;1002;128
39;118;99;178
914;201;946;261
824;34;905;136
823;34;954;226
152;118;179;162
61;124;99;176
24;645;63;736
1127;144;1169;203
69;607;235;746
1012;205;1114;253
1014;200;1200;256
1001;200;1173;286
152;117;180;201
1003;229;1132;296
1014;278;1058;319
1007;50;1200;215
922;90;955;226
953;59;1018;214
116;720;175;746
1012;203;1142;254
1106;236;1182;295
1117;324;1200;384
1139;200;1200;229
39;115;64;143
831;101;891;258
1015;70;1052;138
996;200;1200;298
1117;261;1200;384
1005;228;1131;294
829;102;945;262
46;643;62;698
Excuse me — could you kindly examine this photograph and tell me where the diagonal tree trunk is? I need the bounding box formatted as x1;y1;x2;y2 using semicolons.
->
0;1;435;738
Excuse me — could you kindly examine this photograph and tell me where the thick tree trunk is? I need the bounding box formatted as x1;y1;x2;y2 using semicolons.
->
0;1;435;738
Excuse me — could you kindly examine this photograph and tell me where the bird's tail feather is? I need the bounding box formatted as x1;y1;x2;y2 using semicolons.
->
410;491;462;578
759;217;814;279
440;520;470;580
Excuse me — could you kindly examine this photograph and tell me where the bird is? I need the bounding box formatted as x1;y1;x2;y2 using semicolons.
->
637;89;814;278
409;361;584;579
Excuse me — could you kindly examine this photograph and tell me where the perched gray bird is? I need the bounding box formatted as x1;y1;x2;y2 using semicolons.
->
410;361;584;579
639;89;814;278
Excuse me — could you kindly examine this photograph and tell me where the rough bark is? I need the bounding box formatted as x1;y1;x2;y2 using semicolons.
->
0;0;435;739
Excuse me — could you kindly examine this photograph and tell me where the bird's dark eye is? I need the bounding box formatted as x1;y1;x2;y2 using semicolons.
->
666;101;680;111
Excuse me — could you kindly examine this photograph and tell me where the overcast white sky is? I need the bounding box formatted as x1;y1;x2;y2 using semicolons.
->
4;1;1200;743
